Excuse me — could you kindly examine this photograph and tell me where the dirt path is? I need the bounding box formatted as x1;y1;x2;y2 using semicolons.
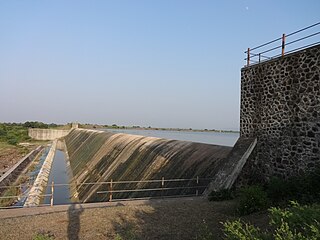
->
0;197;268;240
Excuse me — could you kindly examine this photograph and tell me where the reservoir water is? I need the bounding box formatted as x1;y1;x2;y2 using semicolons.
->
103;129;239;147
44;150;70;205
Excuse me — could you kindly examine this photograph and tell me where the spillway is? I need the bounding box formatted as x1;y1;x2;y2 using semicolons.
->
64;129;232;202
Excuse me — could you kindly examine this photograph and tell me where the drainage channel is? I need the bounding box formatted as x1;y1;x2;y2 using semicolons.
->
43;149;71;205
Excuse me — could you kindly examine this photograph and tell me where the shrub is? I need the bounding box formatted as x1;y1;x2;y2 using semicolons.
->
238;185;269;215
223;202;320;240
270;201;320;237
7;136;18;145
266;177;294;204
209;189;235;201
266;169;320;205
223;219;269;240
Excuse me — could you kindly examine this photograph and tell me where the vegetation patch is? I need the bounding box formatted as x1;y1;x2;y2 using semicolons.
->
33;231;55;240
223;202;320;240
0;186;20;207
238;185;269;216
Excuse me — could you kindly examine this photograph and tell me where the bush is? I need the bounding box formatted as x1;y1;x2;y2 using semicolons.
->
238;185;269;215
266;177;294;204
223;219;269;240
266;169;320;205
270;201;320;236
223;202;320;240
6;136;18;145
209;189;235;201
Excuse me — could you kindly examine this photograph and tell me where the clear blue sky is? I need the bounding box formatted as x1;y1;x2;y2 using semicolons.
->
0;1;319;130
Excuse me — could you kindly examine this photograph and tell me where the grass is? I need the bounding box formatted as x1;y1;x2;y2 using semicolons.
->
0;186;20;207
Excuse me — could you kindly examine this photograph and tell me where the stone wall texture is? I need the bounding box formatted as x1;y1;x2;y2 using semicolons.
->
240;44;320;180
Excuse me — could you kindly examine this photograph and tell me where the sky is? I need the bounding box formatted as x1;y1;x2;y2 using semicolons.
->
0;1;319;130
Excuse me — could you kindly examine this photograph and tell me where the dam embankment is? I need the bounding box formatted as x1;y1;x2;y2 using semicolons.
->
64;129;232;202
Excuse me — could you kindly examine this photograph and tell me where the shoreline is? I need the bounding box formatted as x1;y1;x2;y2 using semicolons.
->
80;125;239;134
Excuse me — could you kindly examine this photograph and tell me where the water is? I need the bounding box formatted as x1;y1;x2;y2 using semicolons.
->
102;129;239;147
44;150;70;205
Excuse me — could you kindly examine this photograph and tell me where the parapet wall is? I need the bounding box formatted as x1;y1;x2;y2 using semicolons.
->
240;44;320;180
28;128;70;140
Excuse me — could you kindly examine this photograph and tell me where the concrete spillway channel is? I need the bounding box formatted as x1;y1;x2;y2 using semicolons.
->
24;140;71;207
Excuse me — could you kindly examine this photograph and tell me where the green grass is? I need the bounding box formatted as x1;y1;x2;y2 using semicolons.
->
0;186;20;207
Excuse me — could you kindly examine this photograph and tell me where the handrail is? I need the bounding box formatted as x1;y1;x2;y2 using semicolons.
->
0;176;209;208
245;21;320;66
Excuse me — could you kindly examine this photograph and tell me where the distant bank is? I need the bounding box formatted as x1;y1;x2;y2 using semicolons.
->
101;128;239;147
79;123;239;134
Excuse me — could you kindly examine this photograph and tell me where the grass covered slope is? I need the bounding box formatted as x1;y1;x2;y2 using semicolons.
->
65;129;232;202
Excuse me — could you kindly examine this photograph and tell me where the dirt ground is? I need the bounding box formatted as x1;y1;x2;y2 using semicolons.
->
0;142;43;176
0;198;269;240
0;143;27;174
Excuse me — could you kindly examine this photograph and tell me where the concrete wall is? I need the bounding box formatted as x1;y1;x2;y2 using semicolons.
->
28;128;70;140
240;44;320;181
24;140;57;207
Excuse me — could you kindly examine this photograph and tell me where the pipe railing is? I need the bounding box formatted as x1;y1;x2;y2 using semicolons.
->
245;21;320;66
0;177;212;209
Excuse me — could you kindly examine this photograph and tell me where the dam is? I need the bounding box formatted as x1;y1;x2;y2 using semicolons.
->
65;129;233;202
9;127;234;206
2;30;319;208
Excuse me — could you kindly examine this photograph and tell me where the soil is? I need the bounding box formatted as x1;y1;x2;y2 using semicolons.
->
0;198;269;240
0;142;44;175
0;146;25;175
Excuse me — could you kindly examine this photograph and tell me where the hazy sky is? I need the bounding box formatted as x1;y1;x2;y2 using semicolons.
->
0;1;319;130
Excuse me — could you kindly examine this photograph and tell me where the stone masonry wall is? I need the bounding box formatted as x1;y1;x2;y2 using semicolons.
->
240;44;320;180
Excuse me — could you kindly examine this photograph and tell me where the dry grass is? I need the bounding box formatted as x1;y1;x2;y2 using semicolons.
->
0;198;269;240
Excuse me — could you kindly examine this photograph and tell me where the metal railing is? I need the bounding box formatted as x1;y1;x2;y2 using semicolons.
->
93;176;209;201
0;177;212;209
0;181;54;209
245;21;320;66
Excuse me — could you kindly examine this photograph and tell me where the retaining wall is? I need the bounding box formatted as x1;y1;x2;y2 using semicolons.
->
240;44;320;180
28;129;70;140
24;140;57;207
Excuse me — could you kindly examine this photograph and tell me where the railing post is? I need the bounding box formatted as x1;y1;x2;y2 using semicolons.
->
247;48;250;66
50;181;54;207
258;53;261;63
196;176;199;196
109;179;113;202
161;177;164;197
282;33;286;56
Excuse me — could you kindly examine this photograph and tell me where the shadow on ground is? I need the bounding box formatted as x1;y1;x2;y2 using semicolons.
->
67;203;84;240
109;199;238;240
